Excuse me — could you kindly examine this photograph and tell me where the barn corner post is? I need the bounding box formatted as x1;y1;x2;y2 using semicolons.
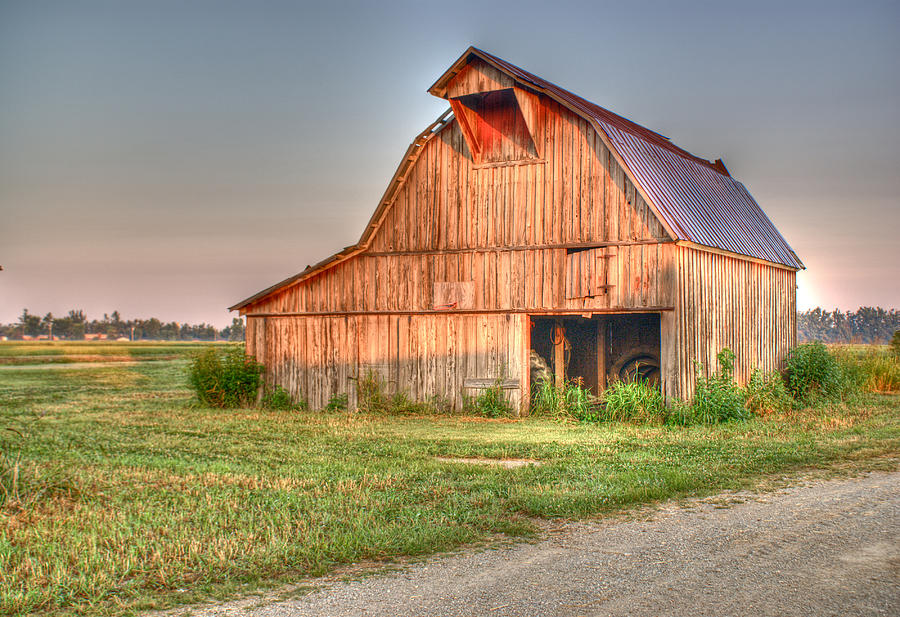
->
229;47;801;413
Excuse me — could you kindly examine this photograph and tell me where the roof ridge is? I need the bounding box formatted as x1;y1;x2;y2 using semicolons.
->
469;47;723;173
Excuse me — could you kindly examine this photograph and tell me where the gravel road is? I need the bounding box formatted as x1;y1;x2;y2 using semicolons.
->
180;471;900;617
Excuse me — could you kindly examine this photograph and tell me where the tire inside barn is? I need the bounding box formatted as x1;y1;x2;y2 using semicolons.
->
603;314;661;388
608;345;660;386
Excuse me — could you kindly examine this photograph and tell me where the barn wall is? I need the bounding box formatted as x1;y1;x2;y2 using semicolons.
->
246;313;528;412
368;111;668;253
245;101;672;316
670;245;797;399
246;243;675;315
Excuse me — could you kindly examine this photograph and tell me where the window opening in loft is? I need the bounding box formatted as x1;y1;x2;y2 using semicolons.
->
451;88;539;164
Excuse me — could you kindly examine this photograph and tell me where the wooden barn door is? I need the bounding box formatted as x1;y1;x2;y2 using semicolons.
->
564;248;613;299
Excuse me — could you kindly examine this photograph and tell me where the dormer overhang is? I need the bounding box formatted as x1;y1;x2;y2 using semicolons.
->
431;49;545;164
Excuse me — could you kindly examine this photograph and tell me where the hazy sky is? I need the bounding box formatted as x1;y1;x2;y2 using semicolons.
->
1;0;898;327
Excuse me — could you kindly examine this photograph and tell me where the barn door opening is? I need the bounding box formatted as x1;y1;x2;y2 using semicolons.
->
529;314;661;398
529;316;600;394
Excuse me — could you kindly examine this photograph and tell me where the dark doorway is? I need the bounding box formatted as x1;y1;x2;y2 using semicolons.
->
529;313;661;396
603;314;661;385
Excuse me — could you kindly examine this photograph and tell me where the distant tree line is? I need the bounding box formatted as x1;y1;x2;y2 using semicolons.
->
3;306;895;345
798;307;899;344
1;309;244;342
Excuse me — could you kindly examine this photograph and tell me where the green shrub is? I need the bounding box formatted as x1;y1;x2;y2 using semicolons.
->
672;349;748;425
260;384;305;411
600;379;666;423
891;331;900;357
743;369;792;416
784;342;858;405
463;378;514;418
188;345;263;408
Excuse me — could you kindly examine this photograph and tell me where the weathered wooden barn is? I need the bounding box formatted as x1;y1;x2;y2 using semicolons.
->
231;47;803;411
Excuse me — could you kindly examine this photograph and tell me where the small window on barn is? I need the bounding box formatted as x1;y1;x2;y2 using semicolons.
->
450;88;540;165
565;248;615;299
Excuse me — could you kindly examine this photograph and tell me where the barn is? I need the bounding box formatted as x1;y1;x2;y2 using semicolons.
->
230;47;803;411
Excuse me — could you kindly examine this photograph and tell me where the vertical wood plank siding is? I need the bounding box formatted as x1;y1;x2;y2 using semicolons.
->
672;245;796;399
245;245;675;315
246;313;526;412
246;107;671;316
242;90;796;407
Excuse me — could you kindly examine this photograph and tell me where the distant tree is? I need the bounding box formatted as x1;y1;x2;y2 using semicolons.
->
71;322;85;340
225;317;245;341
20;309;41;336
53;316;73;338
143;318;162;340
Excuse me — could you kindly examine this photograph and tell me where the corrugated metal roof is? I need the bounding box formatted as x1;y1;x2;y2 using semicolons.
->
463;48;803;269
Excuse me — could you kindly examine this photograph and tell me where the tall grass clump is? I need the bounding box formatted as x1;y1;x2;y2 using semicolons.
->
743;369;792;415
529;377;599;421
834;347;900;394
600;379;666;423
463;377;515;418
562;377;600;422
671;348;748;425
859;353;900;393
891;330;900;357
188;345;264;408
530;378;566;418
356;371;392;414
354;371;446;415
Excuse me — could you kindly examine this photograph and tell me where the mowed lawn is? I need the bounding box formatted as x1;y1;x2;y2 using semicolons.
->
1;350;898;616
0;340;222;365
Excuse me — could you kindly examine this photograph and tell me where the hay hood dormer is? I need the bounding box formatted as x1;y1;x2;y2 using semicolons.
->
429;48;545;165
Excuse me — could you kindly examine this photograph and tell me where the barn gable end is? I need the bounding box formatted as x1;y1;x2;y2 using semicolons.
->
238;106;673;317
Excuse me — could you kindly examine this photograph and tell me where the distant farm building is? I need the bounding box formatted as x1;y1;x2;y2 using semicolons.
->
231;48;803;410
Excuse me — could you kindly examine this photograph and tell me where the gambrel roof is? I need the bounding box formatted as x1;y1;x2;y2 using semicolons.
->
431;47;803;270
231;48;801;312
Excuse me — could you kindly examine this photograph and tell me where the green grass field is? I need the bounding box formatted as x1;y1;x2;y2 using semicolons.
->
0;341;230;365
1;343;898;616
